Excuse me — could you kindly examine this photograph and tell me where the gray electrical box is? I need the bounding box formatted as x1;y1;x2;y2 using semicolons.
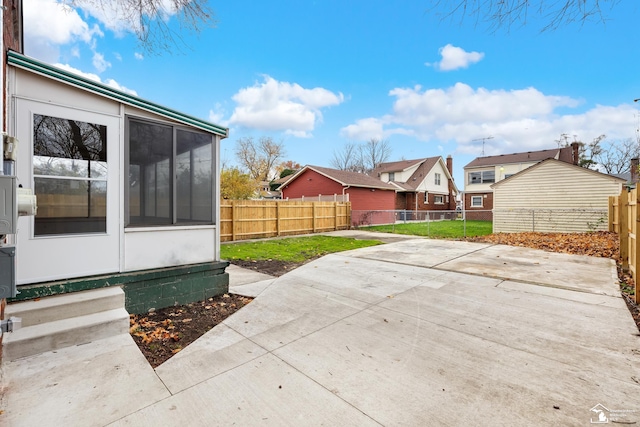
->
0;246;16;298
0;175;17;235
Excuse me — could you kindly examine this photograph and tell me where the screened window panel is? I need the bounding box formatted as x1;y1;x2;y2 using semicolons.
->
129;120;173;225
127;120;214;226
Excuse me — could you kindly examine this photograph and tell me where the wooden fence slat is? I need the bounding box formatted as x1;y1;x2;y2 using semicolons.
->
219;200;351;242
614;187;640;303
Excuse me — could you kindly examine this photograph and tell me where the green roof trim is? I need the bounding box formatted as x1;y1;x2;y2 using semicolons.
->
7;51;228;138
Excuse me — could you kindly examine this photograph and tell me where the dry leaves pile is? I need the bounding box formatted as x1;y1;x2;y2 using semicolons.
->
469;231;619;259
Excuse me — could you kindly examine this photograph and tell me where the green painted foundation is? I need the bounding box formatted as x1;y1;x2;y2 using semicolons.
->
10;261;230;314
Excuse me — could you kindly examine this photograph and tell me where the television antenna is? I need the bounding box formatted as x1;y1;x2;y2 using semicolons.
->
472;136;494;156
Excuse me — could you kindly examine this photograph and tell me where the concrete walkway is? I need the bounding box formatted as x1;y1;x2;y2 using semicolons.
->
2;236;639;426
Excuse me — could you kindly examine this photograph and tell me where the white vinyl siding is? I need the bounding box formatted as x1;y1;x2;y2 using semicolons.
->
493;160;623;233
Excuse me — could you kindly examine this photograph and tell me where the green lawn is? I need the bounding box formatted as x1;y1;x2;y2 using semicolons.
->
221;235;383;262
360;220;493;238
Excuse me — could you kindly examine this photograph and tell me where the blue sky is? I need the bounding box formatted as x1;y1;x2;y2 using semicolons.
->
24;0;640;184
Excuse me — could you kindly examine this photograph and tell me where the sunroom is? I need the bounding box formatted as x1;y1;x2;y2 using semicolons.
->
6;51;228;313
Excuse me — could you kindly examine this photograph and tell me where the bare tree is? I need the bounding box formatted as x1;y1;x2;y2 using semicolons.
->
360;138;392;174
566;134;639;173
331;139;392;174
67;0;215;52
431;0;620;31
330;142;361;172
234;137;285;181
592;137;640;174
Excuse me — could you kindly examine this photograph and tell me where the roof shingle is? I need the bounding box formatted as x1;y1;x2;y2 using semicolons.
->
464;146;574;169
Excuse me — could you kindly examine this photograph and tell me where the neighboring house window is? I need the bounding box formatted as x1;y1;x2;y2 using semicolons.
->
388;172;395;181
127;118;214;226
424;192;429;204
434;195;444;204
33;114;107;236
504;174;514;179
468;170;495;184
434;173;441;185
471;196;483;207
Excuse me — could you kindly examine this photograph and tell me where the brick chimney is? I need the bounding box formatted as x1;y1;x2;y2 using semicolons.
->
446;155;453;175
570;142;580;165
631;158;639;183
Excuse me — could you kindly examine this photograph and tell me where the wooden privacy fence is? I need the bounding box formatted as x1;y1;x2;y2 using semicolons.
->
220;200;351;242
608;187;638;303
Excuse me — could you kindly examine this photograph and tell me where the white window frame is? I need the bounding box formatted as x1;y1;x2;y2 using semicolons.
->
434;173;441;186
471;196;483;207
424;192;429;204
468;170;495;184
434;195;444;204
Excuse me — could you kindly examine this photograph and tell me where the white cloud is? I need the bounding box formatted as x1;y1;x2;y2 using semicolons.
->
341;82;637;156
229;76;344;137
208;103;228;126
429;44;485;71
24;0;103;62
134;52;145;60
54;63;138;96
92;52;111;72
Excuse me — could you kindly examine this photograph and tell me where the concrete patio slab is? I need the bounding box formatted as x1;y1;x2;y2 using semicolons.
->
344;238;493;268
437;243;620;295
272;303;638;426
109;353;381;427
222;277;370;352
1;334;170;427
154;323;268;394
3;236;639;426
226;263;275;287
229;278;276;298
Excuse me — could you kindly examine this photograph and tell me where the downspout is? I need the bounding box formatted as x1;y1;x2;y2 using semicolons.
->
342;185;350;202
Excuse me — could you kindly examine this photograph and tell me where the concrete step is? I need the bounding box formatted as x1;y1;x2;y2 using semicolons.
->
5;286;125;327
3;307;130;361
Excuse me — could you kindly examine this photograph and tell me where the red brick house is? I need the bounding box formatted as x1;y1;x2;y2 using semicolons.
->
279;165;397;225
373;155;458;214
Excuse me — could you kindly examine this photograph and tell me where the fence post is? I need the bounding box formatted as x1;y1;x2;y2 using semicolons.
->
276;202;281;237
620;189;629;272
312;202;317;232
629;187;640;304
608;195;614;232
334;202;338;230
232;200;238;241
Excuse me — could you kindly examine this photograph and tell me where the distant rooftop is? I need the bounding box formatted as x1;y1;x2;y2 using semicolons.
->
464;146;575;168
